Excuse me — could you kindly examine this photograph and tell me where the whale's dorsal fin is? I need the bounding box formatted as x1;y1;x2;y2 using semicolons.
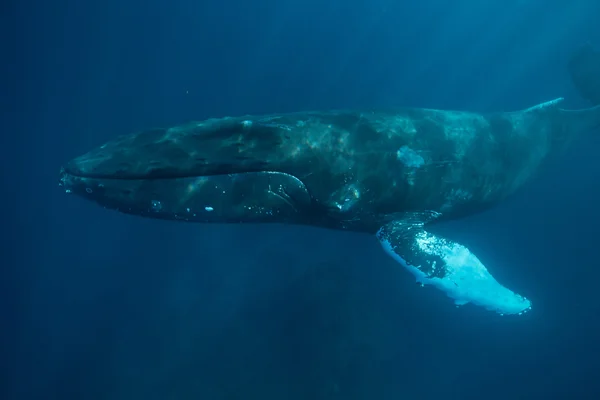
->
523;97;565;113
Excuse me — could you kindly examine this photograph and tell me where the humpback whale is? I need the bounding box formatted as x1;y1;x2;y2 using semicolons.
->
59;61;600;316
568;43;600;106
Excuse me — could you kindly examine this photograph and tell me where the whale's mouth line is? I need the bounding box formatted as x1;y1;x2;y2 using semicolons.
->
60;167;269;182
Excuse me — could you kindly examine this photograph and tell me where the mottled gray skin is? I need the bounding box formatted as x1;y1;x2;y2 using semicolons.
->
60;99;600;233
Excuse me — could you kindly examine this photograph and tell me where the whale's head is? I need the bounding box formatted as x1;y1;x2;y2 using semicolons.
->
59;121;314;224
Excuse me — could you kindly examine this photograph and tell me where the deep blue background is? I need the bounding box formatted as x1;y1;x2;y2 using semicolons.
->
5;0;600;399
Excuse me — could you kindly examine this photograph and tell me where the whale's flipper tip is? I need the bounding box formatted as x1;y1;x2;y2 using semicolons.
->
569;44;600;106
377;216;531;316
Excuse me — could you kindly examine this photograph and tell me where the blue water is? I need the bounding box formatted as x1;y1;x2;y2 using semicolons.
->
5;0;600;398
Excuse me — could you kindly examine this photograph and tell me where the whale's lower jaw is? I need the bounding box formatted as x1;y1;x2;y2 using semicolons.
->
377;223;531;316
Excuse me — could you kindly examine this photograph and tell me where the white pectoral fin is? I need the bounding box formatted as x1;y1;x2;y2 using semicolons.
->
376;218;531;316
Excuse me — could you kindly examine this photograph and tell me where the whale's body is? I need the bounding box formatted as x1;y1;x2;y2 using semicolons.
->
60;95;600;316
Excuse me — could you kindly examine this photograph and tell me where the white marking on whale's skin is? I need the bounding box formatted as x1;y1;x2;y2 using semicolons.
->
396;146;425;186
378;230;532;316
441;189;473;212
396;145;424;168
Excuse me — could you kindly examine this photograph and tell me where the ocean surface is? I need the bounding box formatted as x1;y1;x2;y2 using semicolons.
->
4;0;600;399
